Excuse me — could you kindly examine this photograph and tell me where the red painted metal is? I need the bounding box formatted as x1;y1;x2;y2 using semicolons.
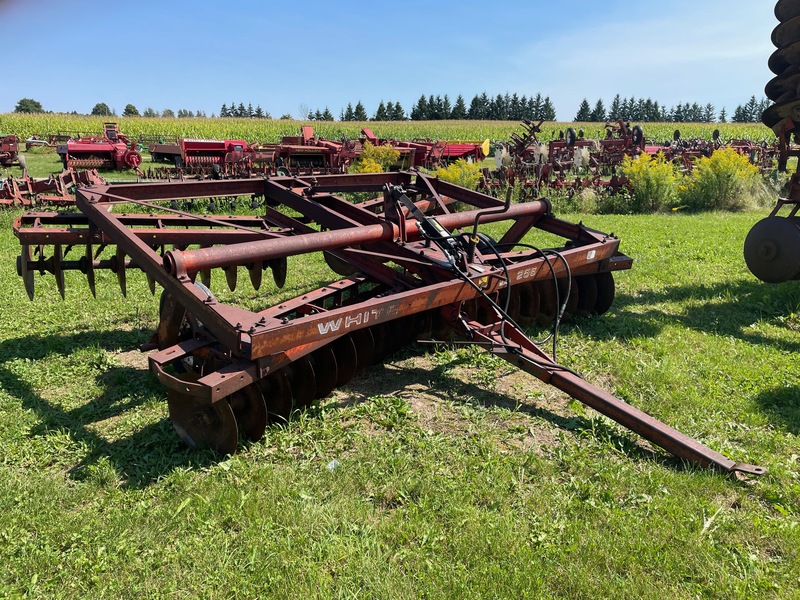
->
57;122;141;172
0;134;19;167
11;171;763;475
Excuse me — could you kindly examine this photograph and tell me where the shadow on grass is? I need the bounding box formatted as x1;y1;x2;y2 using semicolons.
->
752;385;800;436
563;278;800;354
0;328;217;489
331;349;693;473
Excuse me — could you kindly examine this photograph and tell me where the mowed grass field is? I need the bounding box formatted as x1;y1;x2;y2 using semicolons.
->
0;128;798;597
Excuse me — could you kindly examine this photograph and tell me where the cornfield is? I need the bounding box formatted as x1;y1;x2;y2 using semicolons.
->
0;114;776;145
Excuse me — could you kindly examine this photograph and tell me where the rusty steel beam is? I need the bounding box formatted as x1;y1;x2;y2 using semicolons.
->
163;200;551;277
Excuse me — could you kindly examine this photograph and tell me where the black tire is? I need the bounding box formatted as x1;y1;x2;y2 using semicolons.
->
632;125;644;146
565;127;577;148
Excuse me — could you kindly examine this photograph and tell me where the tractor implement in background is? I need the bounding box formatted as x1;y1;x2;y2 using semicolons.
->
14;171;764;475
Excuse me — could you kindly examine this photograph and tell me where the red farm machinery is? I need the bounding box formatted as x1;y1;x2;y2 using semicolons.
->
57;122;142;172
745;0;800;283
1;134;20;167
149;137;256;175
12;170;764;476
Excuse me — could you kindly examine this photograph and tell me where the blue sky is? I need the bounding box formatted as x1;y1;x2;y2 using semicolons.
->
0;0;777;120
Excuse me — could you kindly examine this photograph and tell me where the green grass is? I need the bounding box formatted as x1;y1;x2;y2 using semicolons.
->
0;199;798;597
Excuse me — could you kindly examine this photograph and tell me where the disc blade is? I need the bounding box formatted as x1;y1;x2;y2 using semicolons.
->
744;217;800;283
284;357;316;409
772;15;800;49
350;329;376;375
536;279;558;326
777;0;800;22
168;386;239;455
18;244;34;300
517;282;540;326
765;72;800;103
324;250;357;276
146;273;156;295
228;383;267;441
270;257;287;288
762;96;800;131
558;277;579;322
310;346;338;398
593;272;616;315
248;263;263;291
575;275;598;316
332;335;358;386
258;369;294;424
369;322;392;361
769;40;800;76
224;266;238;292
499;285;522;322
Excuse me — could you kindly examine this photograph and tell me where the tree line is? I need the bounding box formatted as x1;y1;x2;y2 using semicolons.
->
11;94;772;124
574;95;771;124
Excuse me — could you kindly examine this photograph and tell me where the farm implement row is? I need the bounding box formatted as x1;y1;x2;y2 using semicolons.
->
0;169;105;207
13;171;764;476
484;119;779;198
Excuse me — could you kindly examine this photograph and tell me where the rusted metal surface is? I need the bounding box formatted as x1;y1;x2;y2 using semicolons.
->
1;169;105;207
746;2;800;283
0;134;20;167
12;170;763;474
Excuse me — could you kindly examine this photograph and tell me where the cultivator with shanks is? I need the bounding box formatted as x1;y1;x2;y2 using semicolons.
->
14;172;764;475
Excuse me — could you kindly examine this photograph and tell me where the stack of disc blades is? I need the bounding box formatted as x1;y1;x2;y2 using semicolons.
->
763;0;800;132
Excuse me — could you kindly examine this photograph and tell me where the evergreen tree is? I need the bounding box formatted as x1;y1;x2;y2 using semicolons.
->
427;95;437;119
374;101;387;121
220;103;228;117
575;98;592;122
718;107;728;123
354;101;368;121
492;93;506;119
467;94;482;119
122;103;139;117
702;103;715;123
322;107;334;121
442;94;452;119
392;102;405;121
247;103;254;118
609;94;622;120
589;98;606;122
451;94;467;119
541;97;556;120
385;101;395;120
344;103;354;121
237;103;246;118
411;95;428;120
254;105;264;119
531;93;543;119
510;93;521;120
